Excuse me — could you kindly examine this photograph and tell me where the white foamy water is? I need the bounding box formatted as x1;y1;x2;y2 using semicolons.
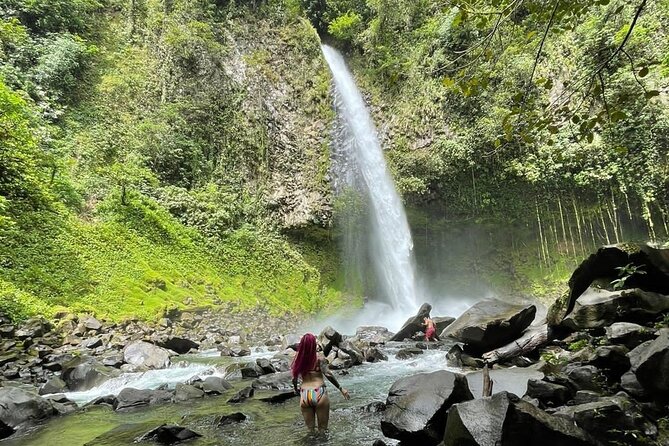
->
323;45;418;322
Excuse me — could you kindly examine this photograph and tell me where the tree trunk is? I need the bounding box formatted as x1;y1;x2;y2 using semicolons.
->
482;324;549;364
482;363;494;397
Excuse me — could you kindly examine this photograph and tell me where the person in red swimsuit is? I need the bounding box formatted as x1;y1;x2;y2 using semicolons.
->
423;317;438;342
291;333;350;433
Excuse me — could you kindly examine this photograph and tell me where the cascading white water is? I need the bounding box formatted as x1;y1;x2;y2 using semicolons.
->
322;45;417;315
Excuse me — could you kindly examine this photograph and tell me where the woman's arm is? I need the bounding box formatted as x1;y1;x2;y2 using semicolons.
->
292;376;300;394
320;359;350;400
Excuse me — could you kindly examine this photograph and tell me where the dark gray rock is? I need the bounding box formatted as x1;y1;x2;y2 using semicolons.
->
445;391;595;446
39;377;67;395
564;364;606;393
159;337;199;354
258;391;297;404
252;371;293;391
200;376;233;394
606;322;656;349
15;317;51;340
217;412;247;426
553;395;656;446
389;303;432;342
61;357;119;391
338;340;364;365
319;326;342;357
174;384;204;402
123;341;171;370
352;326;392;345
86;394;118;407
364;347;388;363
433;316;455;333
256;358;276;374
136;424;201;444
381;370;473;445
81;316;103;331
445;344;484;368
548;243;669;326
0;353;18;367
0;325;15;339
240;363;263;379
228;386;254;403
584;345;630;382
572;390;601;404
525;379;572;407
0;387;55;429
395;347;423;360
562;287;669;330
83;337;103;349
229;345;251;357
625;331;669;401
115;388;173;411
441;300;536;354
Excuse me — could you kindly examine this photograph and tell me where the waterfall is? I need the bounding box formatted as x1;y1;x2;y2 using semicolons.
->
322;44;417;315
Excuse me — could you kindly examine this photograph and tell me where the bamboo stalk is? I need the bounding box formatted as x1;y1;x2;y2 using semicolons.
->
558;196;569;252
624;190;633;221
599;204;611;244
605;200;619;243
611;189;623;242
536;200;547;267
572;196;585;256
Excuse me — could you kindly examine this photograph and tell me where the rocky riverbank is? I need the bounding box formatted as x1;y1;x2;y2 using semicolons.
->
1;242;668;446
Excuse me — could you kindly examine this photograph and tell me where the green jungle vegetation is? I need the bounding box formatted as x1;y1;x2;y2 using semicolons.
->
1;0;668;322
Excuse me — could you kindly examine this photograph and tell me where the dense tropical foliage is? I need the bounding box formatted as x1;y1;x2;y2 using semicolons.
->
0;0;667;321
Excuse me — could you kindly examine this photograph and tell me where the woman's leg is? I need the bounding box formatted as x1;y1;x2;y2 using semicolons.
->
301;404;316;431
315;393;330;432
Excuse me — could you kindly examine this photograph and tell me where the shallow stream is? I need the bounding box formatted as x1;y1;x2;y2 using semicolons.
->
4;343;541;446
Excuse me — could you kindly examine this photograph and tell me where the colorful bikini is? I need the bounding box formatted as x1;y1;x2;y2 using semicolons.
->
300;385;326;408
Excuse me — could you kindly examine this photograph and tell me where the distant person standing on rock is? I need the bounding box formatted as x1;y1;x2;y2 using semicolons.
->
291;333;350;433
423;317;438;342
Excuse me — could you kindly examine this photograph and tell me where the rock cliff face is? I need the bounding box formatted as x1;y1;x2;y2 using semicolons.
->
214;16;334;229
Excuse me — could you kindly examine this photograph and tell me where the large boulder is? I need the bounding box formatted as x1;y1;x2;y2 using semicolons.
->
351;326;393;346
553;395;656;446
158;337;199;355
318;326;342;357
61;357;120;391
441;300;536;354
389;303;432;342
561;287;669;330
115;388;173;411
548;243;669;326
433;316;455;333
199;376;233;395
0;387;55;429
381;370;473;445
525;379;573;408
251;371;292;391
605;322;656;349
624;331;669;401
123;341;172;370
444;391;595;446
15;317;51;340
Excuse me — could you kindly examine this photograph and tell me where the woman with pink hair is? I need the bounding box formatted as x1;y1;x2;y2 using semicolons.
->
291;333;350;432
